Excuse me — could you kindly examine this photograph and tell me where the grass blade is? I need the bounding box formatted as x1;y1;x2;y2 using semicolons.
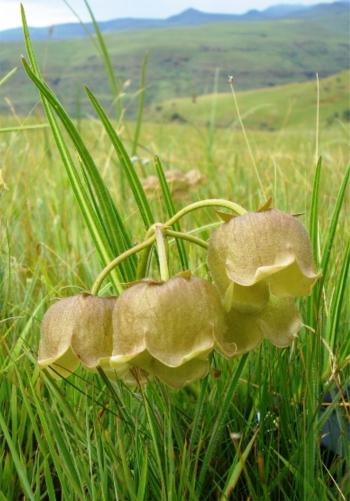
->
221;429;259;500
85;86;155;228
83;0;121;113
0;67;17;87
20;5;131;290
132;53;148;156
309;156;322;266
320;164;350;284
197;354;248;493
0;412;35;501
21;55;136;284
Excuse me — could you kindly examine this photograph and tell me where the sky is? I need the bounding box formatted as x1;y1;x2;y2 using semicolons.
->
0;0;338;31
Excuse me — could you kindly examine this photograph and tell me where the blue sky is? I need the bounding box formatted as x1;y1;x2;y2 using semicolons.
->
0;0;338;30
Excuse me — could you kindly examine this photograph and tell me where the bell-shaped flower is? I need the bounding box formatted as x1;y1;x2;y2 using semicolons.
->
110;275;227;388
38;294;115;377
216;297;303;357
208;209;319;312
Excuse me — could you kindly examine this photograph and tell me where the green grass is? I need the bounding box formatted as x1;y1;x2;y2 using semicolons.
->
0;10;349;500
152;70;350;130
0;6;349;115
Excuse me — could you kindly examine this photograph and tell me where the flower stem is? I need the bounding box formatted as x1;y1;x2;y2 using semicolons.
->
136;225;157;279
91;235;156;295
164;229;208;250
155;225;169;281
165;199;247;228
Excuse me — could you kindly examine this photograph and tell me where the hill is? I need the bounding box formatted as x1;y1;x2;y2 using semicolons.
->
151;71;350;130
0;2;349;116
0;3;320;42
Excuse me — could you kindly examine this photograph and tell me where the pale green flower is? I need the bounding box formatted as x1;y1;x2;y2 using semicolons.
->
216;297;303;357
208;209;319;312
38;294;115;377
110;275;227;388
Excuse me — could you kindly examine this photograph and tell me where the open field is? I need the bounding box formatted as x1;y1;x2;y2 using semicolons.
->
152;70;350;130
0;6;350;499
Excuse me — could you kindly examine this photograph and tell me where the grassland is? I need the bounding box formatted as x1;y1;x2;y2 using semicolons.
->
0;5;349;115
152;70;350;130
0;10;349;500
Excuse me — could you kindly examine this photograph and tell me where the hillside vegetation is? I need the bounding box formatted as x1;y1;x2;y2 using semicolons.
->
0;3;349;115
151;70;350;130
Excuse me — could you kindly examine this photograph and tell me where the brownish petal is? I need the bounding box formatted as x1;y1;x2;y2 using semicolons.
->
208;209;319;298
111;276;226;368
38;296;80;377
71;294;115;369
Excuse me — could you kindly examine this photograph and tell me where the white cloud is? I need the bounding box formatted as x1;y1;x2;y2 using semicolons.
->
0;0;76;29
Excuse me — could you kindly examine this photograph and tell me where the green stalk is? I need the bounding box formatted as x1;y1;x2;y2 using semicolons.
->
91;235;155;295
164;229;208;250
165;199;247;227
155;226;169;282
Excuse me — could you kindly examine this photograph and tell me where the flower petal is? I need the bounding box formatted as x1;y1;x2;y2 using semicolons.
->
208;209;319;298
150;358;209;388
258;297;303;347
133;351;209;388
71;295;115;369
111;282;149;366
112;276;226;368
223;281;269;313
38;296;80;377
217;308;263;357
144;277;220;366
39;294;115;377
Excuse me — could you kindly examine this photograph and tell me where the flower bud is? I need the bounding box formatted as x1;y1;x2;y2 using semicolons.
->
208;209;319;312
38;294;115;377
217;297;303;357
111;275;227;387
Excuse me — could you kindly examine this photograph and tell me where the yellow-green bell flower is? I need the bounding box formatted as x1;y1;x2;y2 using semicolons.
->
208;209;319;312
38;294;115;377
216;297;303;357
110;275;227;388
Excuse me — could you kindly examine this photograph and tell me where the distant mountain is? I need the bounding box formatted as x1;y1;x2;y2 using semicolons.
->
261;4;310;17
0;2;347;42
0;0;348;115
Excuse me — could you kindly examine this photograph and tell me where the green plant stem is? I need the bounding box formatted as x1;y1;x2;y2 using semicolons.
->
229;78;266;199
164;229;208;250
94;198;246;288
136;225;157;279
155;225;169;281
165;199;247;227
91;235;155;295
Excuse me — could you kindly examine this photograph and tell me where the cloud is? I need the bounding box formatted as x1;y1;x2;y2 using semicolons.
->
0;0;76;29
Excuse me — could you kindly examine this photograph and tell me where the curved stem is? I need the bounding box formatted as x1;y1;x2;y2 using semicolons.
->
91;235;156;295
155;225;169;281
165;199;247;228
164;229;208;250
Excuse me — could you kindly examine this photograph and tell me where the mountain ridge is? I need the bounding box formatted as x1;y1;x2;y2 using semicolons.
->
0;2;347;42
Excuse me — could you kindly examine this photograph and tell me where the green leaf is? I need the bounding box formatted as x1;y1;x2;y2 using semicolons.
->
21;5;132;290
85;86;155;229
